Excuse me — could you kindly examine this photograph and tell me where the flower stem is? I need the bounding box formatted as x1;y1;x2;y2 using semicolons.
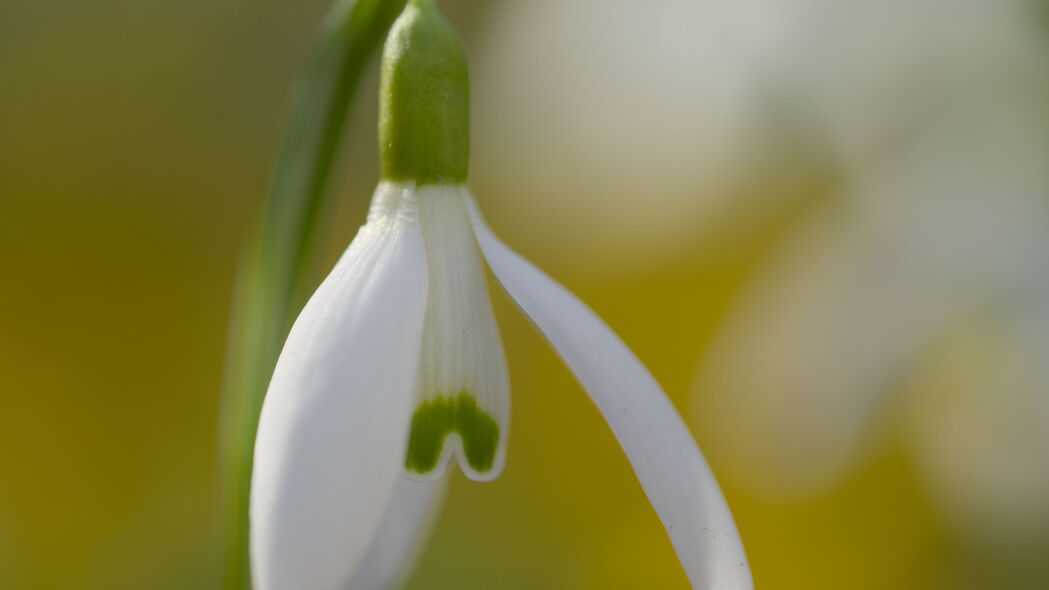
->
379;0;471;184
215;1;407;588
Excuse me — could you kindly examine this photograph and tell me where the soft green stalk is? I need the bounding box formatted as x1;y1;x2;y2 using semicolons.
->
379;0;470;184
215;1;406;588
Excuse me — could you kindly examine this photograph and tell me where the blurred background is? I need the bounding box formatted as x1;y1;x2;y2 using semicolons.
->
2;0;1048;588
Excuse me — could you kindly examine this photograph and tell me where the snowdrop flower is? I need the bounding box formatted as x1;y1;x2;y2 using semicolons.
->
249;2;750;589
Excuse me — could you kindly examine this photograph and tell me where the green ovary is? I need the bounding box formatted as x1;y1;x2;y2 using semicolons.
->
405;391;499;474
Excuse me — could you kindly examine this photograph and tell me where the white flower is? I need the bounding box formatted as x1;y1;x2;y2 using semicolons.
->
248;2;750;589
250;184;750;589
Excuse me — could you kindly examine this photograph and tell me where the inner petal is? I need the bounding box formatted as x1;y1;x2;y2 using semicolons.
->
406;183;509;481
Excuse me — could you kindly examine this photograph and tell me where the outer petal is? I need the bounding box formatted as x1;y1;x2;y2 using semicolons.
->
348;476;449;590
250;186;429;590
466;197;752;589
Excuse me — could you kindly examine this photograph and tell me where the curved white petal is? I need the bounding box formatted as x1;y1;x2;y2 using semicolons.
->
348;476;449;590
250;184;429;590
466;196;752;589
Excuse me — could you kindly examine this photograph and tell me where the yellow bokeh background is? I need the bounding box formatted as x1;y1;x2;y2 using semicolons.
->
2;0;1047;588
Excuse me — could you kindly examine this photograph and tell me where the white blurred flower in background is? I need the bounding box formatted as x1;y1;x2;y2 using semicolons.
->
471;0;799;270
693;0;1049;548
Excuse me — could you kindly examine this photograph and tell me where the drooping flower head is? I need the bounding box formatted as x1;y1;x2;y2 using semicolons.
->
250;1;751;588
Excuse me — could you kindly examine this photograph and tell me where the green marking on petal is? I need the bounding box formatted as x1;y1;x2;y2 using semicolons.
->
406;391;499;474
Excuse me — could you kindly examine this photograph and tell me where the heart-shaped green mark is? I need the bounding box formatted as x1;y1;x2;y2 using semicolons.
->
405;391;499;474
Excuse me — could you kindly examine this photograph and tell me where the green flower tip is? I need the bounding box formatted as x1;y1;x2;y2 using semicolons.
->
379;0;469;185
406;391;499;475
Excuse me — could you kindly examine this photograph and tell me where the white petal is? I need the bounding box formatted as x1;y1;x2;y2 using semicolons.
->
406;184;509;482
348;476;449;590
466;197;752;589
250;184;429;590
